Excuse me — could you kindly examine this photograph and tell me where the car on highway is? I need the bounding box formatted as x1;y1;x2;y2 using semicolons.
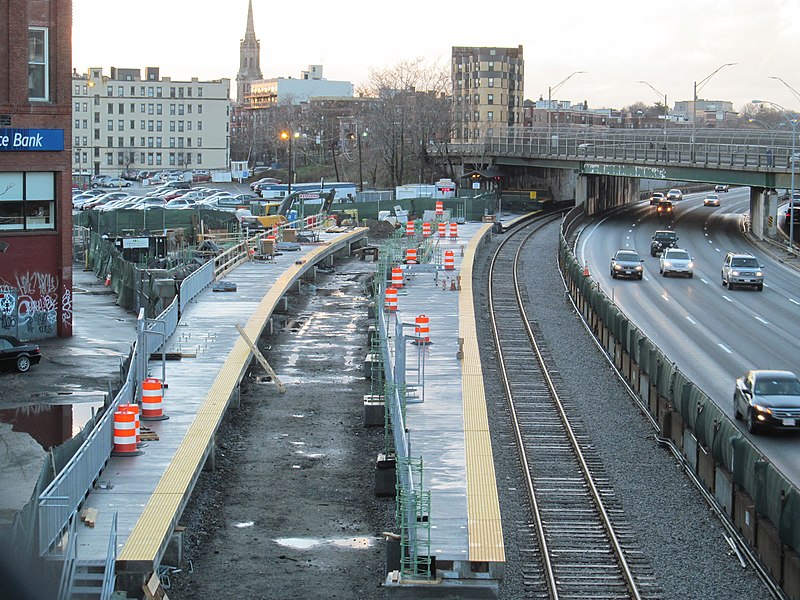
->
666;189;683;201
650;230;678;256
703;194;721;207
0;335;42;373
610;249;644;280
714;184;730;193
659;248;694;278
721;252;763;291
656;200;673;217
734;370;800;434
649;192;666;205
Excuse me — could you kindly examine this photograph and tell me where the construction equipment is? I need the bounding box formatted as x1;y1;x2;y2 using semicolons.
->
239;189;337;235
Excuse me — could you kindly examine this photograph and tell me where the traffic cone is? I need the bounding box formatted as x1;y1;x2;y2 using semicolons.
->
104;272;111;286
582;265;590;277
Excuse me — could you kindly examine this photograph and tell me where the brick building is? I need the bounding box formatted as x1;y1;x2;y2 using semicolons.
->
0;0;74;338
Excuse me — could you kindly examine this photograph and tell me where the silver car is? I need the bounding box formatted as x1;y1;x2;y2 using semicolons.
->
721;252;763;291
659;248;694;278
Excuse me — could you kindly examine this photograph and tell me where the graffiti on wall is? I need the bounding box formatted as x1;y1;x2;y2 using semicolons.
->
0;270;72;338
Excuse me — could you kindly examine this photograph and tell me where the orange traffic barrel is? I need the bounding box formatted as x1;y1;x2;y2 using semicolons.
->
119;402;142;444
444;250;455;271
422;222;431;238
391;267;404;288
435;201;444;216
112;408;143;457
406;248;417;264
405;220;415;236
415;314;430;344
141;377;169;421
449;222;458;239
438;222;446;238
385;287;398;312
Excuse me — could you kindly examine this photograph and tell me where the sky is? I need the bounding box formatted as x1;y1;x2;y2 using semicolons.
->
72;0;800;113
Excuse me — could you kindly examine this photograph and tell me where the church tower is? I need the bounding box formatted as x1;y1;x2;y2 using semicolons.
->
236;0;262;103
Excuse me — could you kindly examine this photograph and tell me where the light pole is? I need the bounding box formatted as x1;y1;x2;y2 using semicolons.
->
280;130;299;196
637;80;667;135
692;63;736;157
547;71;586;152
752;99;799;253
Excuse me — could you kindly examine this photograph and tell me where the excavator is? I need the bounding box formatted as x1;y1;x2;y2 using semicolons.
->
238;188;337;234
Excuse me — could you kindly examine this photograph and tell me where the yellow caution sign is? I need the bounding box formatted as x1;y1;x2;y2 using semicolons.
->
529;191;537;199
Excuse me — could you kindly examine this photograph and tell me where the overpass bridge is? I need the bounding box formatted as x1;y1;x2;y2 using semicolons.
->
447;126;797;239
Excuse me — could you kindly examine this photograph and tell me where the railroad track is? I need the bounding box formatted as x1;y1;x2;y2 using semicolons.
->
488;214;659;599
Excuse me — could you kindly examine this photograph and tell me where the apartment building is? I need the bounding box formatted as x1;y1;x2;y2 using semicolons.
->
72;67;231;176
0;0;74;338
451;46;525;142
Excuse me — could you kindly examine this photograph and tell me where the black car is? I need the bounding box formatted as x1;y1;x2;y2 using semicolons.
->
610;249;644;280
656;200;673;217
0;335;42;372
650;230;678;256
734;370;800;434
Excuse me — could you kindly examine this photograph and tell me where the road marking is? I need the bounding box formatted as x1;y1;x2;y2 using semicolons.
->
790;299;800;306
700;278;709;284
722;295;732;302
754;316;769;324
661;294;670;302
718;343;733;354
686;316;697;324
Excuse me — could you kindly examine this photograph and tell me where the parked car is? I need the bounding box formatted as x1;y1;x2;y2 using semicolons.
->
656;200;674;217
610;249;644;280
164;197;198;209
192;170;211;183
734;370;800;434
721;252;764;291
134;197;167;209
666;189;683;201
703;194;721;207
100;177;132;188
649;192;666;205
715;184;730;193
250;177;281;191
650;230;678;256
0;335;41;372
659;248;694;278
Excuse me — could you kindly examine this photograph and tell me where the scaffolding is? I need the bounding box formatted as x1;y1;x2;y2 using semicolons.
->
396;456;432;579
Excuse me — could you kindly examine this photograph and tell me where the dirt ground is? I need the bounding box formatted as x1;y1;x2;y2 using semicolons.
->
168;254;395;600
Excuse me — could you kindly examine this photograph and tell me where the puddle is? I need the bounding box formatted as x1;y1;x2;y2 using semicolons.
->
274;537;375;550
0;400;105;449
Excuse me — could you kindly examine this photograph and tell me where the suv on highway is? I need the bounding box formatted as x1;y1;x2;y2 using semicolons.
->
649;192;666;205
721;252;764;291
715;184;730;193
656;200;673;217
650;230;678;256
666;189;683;201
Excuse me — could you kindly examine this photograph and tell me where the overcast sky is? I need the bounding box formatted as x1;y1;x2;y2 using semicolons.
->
72;0;800;113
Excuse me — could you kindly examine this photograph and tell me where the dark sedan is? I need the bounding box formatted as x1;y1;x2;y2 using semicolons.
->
734;370;800;434
610;249;644;280
0;335;42;372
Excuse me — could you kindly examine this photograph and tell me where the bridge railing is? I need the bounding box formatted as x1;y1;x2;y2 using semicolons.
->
449;126;795;173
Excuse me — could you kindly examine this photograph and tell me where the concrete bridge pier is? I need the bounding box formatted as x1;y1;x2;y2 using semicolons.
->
576;174;641;216
749;187;778;240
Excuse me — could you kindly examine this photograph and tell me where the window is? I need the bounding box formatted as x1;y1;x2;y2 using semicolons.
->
117;86;123;96
156;105;163;115
83;102;88;112
107;136;113;147
198;87;203;97
129;136;135;146
169;122;175;132
108;104;114;114
130;120;135;129
82;119;88;129
106;86;113;96
107;120;113;131
197;153;202;165
169;137;175;148
156;121;163;132
178;88;184;98
140;120;145;129
74;119;80;129
140;152;145;163
187;121;192;131
148;104;154;115
178;105;184;116
197;121;202;131
106;153;113;165
130;103;136;113
118;137;123;147
28;28;49;100
169;153;175;165
130;86;135;95
198;105;203;114
487;111;494;121
488;78;494;88
74;102;80;112
118;119;124;130
156;138;162;148
148;87;154;97
148;121;154;132
157;87;162;98
178;121;184;132
187;105;193;114
0;172;56;231
170;104;176;116
118;103;124;114
148;137;154;148
488;61;494;71
488;94;494;105
197;138;202;148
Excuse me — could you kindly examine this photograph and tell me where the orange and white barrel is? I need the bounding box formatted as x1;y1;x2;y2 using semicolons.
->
422;222;431;238
406;248;418;264
449;222;458;239
118;403;141;444
112;408;141;456
435;201;444;217
141;377;168;421
444;250;455;271
405;220;415;236
391;267;404;288
415;314;430;344
385;287;398;312
438;222;446;238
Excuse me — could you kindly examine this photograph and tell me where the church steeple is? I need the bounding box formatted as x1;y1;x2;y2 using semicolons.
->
236;0;262;103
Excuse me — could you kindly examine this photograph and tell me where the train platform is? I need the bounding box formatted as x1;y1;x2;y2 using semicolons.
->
66;228;367;587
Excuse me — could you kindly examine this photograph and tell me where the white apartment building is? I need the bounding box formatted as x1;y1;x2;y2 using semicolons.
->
72;67;231;175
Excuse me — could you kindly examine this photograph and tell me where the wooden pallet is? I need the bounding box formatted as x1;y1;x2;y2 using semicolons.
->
80;507;98;527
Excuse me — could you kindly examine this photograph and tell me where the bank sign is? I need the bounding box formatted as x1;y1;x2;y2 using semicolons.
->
0;128;64;152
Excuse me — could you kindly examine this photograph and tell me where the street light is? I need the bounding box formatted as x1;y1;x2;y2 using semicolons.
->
346;127;367;192
752;99;799;254
547;71;586;151
692;63;737;152
279;130;299;196
637;80;668;135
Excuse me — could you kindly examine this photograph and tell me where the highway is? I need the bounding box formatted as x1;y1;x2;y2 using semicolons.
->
577;187;800;485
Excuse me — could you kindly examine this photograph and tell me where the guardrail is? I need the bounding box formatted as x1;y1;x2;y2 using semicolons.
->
559;208;800;596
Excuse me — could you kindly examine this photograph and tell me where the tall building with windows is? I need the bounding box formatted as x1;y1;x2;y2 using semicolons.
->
72;67;231;175
451;46;524;141
236;0;263;103
0;0;74;338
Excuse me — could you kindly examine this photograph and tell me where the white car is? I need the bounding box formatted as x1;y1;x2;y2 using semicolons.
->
659;248;694;278
703;194;720;207
164;197;198;209
666;189;683;201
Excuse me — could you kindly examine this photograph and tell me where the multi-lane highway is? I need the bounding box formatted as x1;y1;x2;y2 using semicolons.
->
577;187;800;484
